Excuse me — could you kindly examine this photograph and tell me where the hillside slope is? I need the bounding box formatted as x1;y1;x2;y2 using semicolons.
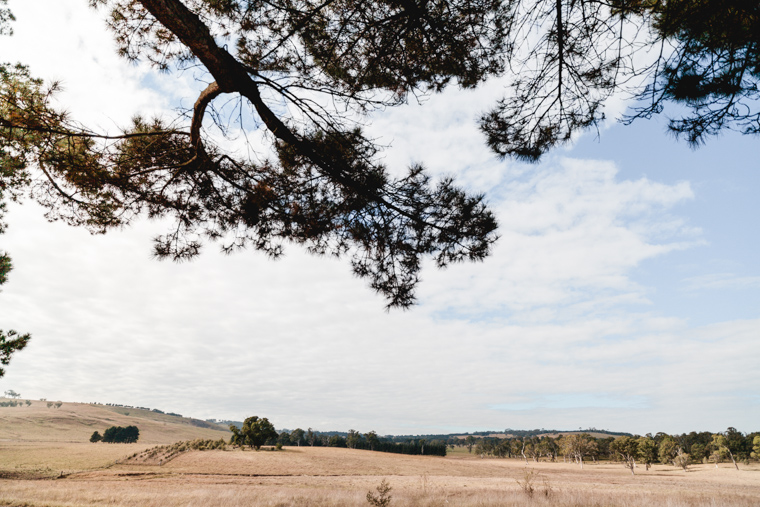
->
0;400;230;444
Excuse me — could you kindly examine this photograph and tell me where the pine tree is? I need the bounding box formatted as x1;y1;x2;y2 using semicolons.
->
1;0;758;311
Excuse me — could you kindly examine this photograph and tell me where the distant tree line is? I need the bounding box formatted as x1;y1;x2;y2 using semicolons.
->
92;402;220;430
98;402;182;417
456;427;759;473
261;426;447;457
0;399;30;407
91;425;140;444
387;427;631;443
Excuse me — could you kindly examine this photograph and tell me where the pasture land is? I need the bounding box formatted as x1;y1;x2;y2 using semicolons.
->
1;403;759;506
1;445;759;506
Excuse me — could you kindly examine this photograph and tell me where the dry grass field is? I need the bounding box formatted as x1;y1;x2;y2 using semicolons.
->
1;402;759;506
0;400;229;480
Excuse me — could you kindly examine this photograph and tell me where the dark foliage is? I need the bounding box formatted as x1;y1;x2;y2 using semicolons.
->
102;425;140;443
480;0;760;160
230;415;278;450
1;0;756;313
0;1;502;309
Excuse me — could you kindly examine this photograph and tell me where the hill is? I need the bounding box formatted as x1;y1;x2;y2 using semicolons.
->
0;399;230;444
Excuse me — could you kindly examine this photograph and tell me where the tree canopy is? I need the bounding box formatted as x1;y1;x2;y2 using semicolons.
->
230;415;278;449
0;0;757;316
101;424;140;443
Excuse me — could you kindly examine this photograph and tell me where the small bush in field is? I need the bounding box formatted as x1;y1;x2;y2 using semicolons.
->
367;479;392;507
127;438;228;465
674;449;691;470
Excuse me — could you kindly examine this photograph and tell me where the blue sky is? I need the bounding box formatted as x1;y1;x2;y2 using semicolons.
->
0;0;758;436
572;116;760;326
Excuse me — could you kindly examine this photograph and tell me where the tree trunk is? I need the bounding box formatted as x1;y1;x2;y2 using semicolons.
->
728;451;739;470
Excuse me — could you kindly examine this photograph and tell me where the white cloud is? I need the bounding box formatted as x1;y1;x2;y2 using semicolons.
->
683;273;760;291
416;157;698;320
1;0;196;128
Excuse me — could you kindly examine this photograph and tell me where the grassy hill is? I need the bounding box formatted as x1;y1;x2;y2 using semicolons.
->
0;399;230;444
0;399;231;479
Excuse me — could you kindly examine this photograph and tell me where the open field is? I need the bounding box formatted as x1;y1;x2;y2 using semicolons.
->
2;445;760;506
1;404;759;506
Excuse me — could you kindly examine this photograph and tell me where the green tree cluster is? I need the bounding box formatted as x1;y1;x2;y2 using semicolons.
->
269;426;446;457
101;425;140;443
229;416;278;450
449;427;760;473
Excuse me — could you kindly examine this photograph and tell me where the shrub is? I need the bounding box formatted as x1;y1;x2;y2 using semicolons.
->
674;449;691;470
102;425;140;443
366;479;392;507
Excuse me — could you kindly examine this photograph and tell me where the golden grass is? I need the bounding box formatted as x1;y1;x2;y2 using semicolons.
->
0;401;229;444
1;446;759;506
1;405;758;506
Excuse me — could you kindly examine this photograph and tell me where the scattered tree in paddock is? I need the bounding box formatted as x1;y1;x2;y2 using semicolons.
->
658;436;679;466
712;433;739;470
230;416;278;450
346;429;362;449
560;434;597;469
290;428;305;447
365;431;380;451
465;436;476;453
636;437;658;471
90;431;102;443
673;449;691;471
611;436;639;475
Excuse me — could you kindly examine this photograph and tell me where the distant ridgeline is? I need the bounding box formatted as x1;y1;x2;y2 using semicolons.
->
94;402;183;418
91;402;225;430
501;428;634;438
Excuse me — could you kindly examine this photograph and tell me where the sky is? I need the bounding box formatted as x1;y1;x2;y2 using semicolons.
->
0;0;758;436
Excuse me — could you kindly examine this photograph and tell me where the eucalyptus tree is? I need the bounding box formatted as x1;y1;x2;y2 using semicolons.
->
658;435;679;466
636;436;658;471
712;430;742;470
290;428;305;447
610;436;639;475
751;435;760;461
